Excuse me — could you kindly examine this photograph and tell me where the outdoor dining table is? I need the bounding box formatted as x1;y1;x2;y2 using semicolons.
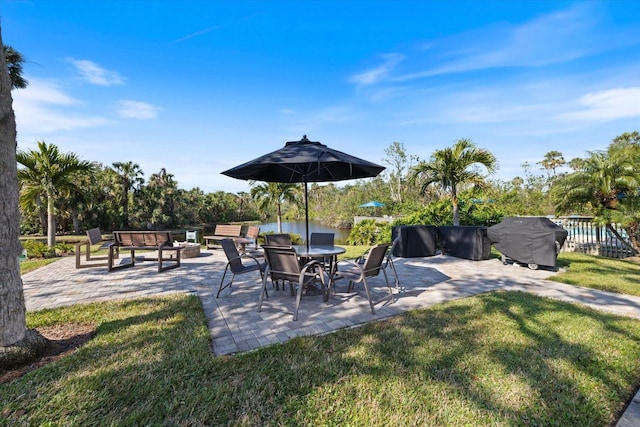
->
293;244;346;300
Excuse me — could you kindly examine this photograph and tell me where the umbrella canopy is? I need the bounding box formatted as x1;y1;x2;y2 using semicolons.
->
221;135;385;247
359;201;385;208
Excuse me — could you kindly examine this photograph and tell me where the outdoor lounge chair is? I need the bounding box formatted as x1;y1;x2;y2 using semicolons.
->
334;242;394;314
258;245;327;321
217;238;267;298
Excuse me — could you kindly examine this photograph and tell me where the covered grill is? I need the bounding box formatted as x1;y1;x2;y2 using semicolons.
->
487;217;568;270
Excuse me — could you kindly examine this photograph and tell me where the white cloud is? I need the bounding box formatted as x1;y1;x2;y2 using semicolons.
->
116;100;162;119
173;26;221;44
350;53;405;86
561;87;640;121
396;5;601;81
12;78;110;133
348;3;636;85
69;59;125;86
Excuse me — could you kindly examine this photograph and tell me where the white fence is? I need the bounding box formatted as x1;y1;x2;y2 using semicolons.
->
553;216;635;259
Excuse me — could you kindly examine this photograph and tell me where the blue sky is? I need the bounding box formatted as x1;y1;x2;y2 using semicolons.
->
3;1;640;193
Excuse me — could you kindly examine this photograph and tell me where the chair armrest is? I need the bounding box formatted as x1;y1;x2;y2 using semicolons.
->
240;253;265;270
299;260;325;284
335;259;365;281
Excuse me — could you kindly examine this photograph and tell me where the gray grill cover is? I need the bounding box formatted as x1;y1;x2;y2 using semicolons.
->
487;217;568;267
392;225;437;257
437;226;491;261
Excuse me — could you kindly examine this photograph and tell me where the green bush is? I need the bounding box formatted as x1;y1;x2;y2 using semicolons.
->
393;197;505;227
347;220;392;245
22;239;55;258
55;242;74;255
260;230;304;245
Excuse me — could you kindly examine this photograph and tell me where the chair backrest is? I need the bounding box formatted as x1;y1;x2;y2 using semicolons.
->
264;233;292;247
362;243;392;278
310;232;334;246
186;230;198;242
86;228;103;245
246;226;260;248
262;245;301;282
220;238;243;272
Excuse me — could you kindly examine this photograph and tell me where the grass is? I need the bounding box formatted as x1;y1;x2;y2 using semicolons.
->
2;292;640;425
553;252;640;296
20;257;60;275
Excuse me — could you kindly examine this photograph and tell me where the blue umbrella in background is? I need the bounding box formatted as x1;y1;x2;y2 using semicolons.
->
359;201;385;208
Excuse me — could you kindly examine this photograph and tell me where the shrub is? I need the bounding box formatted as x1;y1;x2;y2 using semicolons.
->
22;239;55;258
347;220;392;245
260;231;304;245
55;242;74;255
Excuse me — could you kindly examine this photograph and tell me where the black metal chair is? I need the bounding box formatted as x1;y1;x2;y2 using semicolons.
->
258;245;326;321
216;238;267;298
334;242;394;314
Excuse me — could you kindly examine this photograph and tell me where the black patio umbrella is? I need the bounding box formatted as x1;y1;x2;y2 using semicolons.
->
221;135;385;248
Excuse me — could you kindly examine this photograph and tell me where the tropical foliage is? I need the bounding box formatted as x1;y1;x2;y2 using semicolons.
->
3;45;28;89
552;132;640;254
250;182;300;232
411;138;498;226
16;140;94;247
12;132;640;256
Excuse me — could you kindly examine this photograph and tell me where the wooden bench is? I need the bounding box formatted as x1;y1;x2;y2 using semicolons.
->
75;228;118;269
204;225;251;252
109;231;182;272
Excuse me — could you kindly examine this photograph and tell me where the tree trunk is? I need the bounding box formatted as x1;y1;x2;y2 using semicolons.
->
36;194;47;235
276;202;282;233
451;187;460;226
47;194;56;247
72;208;80;234
0;27;27;347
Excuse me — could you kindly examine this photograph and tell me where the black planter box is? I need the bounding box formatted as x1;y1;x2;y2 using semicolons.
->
437;226;491;261
392;225;437;258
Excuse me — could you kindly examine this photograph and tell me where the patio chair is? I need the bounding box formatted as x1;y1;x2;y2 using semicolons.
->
258;245;327;321
217;238;267;298
263;233;294;289
310;232;334;246
334;242;394;314
384;238;402;292
309;232;336;273
264;233;292;246
244;225;264;258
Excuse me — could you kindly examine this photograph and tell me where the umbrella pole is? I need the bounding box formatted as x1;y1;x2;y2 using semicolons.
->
305;180;310;250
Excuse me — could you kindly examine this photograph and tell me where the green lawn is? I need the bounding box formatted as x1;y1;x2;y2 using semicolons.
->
553;252;640;296
2;292;640;425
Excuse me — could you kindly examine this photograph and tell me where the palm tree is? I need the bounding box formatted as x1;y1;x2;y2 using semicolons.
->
111;161;144;228
4;45;28;89
250;182;299;232
553;138;640;253
16;140;94;247
411;138;497;226
0;29;29;347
